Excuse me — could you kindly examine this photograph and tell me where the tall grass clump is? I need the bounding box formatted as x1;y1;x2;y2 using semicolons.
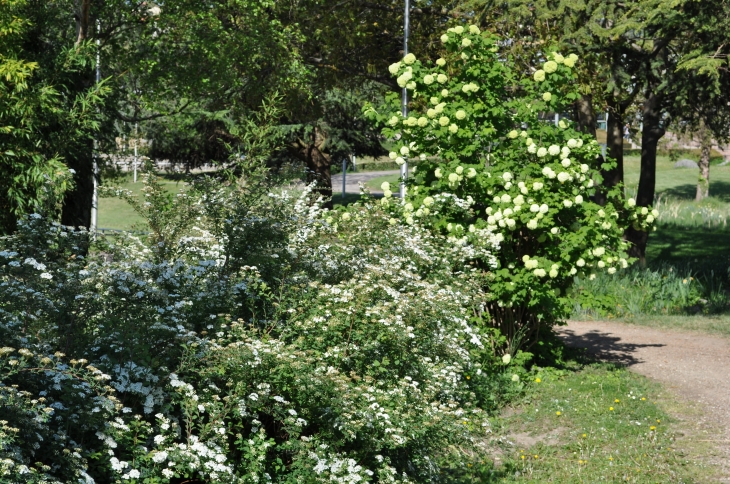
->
570;262;730;318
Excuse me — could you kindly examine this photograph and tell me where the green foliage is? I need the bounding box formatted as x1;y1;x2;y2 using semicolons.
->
0;0;106;232
366;26;653;349
0;169;518;482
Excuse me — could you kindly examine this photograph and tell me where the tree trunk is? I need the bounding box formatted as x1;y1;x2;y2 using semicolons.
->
61;145;95;228
62;0;95;229
304;144;333;209
696;120;711;201
605;98;625;187
573;93;598;139
76;0;91;46
294;126;333;209
625;91;665;263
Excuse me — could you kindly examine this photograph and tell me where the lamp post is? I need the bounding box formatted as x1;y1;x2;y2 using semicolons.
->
90;19;100;234
400;0;410;200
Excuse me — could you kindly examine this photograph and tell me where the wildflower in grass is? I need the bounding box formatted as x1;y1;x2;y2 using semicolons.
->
535;377;541;383
556;411;561;416
650;426;656;431
615;399;620;403
609;406;614;411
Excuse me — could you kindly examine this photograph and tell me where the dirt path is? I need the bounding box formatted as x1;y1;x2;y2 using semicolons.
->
559;320;730;480
331;170;400;194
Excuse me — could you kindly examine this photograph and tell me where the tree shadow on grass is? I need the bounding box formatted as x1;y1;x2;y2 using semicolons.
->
557;328;665;367
648;224;730;264
661;181;730;202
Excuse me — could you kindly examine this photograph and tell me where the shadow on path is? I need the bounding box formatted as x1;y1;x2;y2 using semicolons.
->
558;328;666;367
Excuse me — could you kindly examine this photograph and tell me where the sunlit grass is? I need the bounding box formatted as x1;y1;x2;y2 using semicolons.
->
443;364;715;482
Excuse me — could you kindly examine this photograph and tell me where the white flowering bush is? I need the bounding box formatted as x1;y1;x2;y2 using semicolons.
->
366;26;655;348
0;172;516;482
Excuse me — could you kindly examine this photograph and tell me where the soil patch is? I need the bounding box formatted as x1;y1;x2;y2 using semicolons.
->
559;320;730;481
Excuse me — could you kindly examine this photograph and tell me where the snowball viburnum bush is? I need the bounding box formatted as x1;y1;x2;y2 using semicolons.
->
365;26;654;348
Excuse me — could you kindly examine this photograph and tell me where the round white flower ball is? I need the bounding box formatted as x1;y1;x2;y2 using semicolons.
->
395;157;405;166
627;198;636;207
543;92;552;102
561;159;571;168
544;60;558;73
417;117;429;127
439;116;450;127
388;62;401;75
501;194;512;204
575;195;584;204
548;145;561;156
381;182;391;191
448;173;459;183
449;124;459;133
534;268;547;277
435;168;443;178
567;138;578;148
534;69;546;82
437;74;448;83
576;258;585;267
436;58;446;66
563;200;573;207
467;168;477;178
423;74;434;85
441;34;449;43
403;53;416;64
456;109;467;120
537;147;548;157
469;25;480;34
528;144;537;154
557;172;570;183
462;38;472;47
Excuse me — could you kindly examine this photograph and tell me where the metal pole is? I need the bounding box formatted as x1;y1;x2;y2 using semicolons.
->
554;113;559;127
400;0;410;200
133;122;138;183
90;19;100;235
352;154;357;171
342;157;347;200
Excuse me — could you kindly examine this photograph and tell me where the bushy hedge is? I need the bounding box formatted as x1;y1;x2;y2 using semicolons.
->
366;25;653;349
0;176;517;482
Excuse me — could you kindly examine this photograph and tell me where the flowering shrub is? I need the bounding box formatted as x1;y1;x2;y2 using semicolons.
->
366;25;655;348
0;175;513;481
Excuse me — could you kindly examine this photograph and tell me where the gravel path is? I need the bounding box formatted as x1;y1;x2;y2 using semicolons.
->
559;320;730;480
331;170;401;194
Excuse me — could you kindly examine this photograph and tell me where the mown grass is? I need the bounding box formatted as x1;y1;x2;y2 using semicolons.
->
448;363;716;483
98;176;185;231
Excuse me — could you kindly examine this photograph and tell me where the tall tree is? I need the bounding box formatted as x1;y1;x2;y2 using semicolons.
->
0;0;105;233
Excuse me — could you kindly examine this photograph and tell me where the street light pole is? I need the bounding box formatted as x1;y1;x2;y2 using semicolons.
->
90;19;100;235
400;0;410;200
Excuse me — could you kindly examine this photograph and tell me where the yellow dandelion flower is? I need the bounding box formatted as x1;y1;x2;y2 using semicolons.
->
556;411;561;416
582;433;587;438
535;377;541;383
521;455;526;460
614;399;620;403
609;406;614;411
650;426;656;431
641;397;646;401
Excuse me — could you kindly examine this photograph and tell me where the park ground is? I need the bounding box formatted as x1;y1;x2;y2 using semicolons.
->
99;151;730;482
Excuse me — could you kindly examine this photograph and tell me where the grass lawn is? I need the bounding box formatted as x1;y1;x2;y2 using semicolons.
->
453;362;716;483
98;176;185;231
